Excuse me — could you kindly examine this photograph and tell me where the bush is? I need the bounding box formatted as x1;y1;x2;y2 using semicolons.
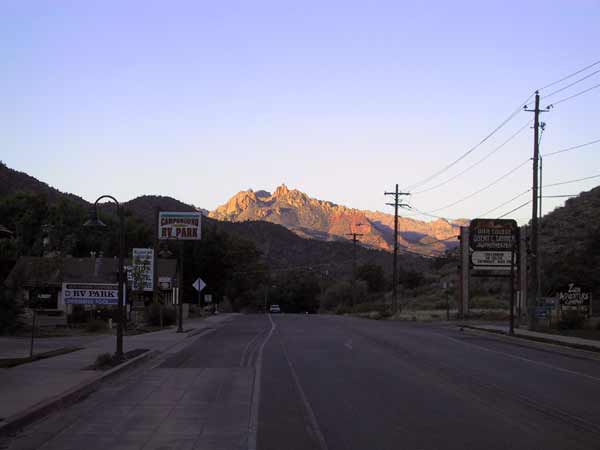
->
85;319;106;333
0;288;22;334
146;304;176;326
319;281;368;312
558;311;586;330
68;305;88;324
94;352;113;369
352;302;392;317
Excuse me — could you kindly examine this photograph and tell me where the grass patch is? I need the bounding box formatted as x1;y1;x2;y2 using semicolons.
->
86;348;150;371
538;328;600;342
0;347;83;368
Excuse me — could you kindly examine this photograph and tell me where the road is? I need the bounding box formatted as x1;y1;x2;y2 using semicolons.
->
7;314;600;450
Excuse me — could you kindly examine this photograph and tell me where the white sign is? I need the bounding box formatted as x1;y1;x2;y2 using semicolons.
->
158;276;172;290
193;278;206;292
204;294;212;304
471;251;513;269
132;248;154;291
63;283;119;305
158;212;201;240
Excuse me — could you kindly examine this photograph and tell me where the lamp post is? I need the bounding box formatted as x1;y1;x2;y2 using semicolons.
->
84;195;125;360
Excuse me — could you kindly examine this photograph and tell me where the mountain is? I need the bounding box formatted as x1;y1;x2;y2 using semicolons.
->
123;195;204;226
210;184;463;256
539;185;600;300
0;163;423;278
0;161;87;206
122;195;418;277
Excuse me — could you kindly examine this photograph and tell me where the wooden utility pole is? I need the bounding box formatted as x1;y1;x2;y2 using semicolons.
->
524;92;547;330
385;185;410;314
346;224;364;308
459;226;470;319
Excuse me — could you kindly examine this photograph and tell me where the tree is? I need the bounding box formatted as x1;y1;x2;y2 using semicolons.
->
319;280;368;311
356;263;387;292
0;286;22;334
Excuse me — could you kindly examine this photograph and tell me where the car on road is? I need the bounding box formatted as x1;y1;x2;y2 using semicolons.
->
269;304;281;313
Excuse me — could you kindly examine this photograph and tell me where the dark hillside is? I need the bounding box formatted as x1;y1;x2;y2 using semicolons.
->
539;185;600;298
0;161;87;206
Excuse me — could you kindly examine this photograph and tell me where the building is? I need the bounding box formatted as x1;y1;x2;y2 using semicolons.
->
5;255;177;317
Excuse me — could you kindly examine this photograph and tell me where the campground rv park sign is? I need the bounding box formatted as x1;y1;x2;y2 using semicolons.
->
158;211;202;240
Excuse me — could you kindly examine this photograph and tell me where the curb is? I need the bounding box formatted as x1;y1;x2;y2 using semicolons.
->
0;349;158;439
460;325;600;354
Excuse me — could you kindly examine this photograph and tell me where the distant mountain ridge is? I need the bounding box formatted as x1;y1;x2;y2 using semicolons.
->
210;184;464;255
0;161;87;206
0;163;421;276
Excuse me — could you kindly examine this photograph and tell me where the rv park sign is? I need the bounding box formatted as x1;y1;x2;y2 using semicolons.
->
158;211;202;240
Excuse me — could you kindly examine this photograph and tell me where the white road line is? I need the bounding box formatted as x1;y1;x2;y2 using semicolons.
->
344;339;353;350
240;327;266;367
281;335;330;450
248;314;276;450
444;333;600;384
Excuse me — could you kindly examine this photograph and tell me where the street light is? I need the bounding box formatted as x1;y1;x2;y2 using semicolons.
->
84;195;125;360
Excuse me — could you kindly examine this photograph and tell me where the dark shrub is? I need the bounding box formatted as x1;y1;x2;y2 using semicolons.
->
147;304;176;326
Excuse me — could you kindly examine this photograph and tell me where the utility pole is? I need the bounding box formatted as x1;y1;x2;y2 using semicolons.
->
385;184;410;315
177;241;184;333
524;92;547;330
346;224;364;309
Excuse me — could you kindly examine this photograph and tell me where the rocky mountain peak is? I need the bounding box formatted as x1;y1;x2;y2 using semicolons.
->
210;185;460;256
273;184;290;197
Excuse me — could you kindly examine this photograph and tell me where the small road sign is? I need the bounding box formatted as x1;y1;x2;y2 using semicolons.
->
193;278;206;292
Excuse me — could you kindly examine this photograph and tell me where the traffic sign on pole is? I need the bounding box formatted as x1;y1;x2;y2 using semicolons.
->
192;278;206;292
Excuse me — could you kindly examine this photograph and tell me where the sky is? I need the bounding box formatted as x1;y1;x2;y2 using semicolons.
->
2;0;600;224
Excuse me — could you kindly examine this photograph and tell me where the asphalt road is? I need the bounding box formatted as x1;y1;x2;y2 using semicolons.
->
6;314;600;450
257;314;600;450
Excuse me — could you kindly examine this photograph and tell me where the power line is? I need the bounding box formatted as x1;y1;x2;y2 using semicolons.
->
542;195;577;198
543;138;600;158
405;94;533;191
497;200;531;219
233;259;354;275
543;173;600;188
541;68;600;99
401;205;456;222
411;120;531;196
397;245;441;259
538;59;600;91
414;234;460;247
478;188;531;217
546;82;600;108
428;158;530;213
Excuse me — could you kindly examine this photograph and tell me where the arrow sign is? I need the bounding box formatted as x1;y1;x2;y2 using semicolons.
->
192;278;206;292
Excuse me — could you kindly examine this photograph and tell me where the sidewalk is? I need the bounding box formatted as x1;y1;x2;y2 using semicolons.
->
466;323;600;351
0;315;233;433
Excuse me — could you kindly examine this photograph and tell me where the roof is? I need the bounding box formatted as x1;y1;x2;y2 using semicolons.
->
5;256;177;289
0;224;14;238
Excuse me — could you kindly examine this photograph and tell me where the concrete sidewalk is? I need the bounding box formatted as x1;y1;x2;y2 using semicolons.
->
0;315;234;432
467;323;600;351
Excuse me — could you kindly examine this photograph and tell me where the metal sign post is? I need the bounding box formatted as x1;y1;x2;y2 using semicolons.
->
158;211;202;333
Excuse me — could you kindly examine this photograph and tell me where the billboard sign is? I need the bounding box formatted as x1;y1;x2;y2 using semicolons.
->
469;219;518;271
132;248;154;291
63;283;119;305
158;212;201;240
558;284;592;317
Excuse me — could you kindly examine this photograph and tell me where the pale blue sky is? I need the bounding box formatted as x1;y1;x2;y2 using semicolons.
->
2;1;599;223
